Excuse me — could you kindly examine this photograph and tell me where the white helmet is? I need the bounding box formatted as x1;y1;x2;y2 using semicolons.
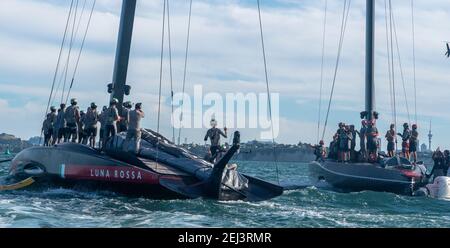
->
210;118;217;127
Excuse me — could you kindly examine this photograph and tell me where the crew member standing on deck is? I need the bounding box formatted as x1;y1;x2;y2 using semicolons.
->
312;140;326;161
349;125;357;161
47;106;57;145
366;120;379;162
339;125;352;162
118;101;132;133
123;103;145;153
385;124;396;157
78;110;86;144
204;118;227;163
84;103;99;148
103;98;121;147
98;106;108;149
42;113;53;146
54;103;67;144
336;123;345;162
359;120;367;161
64;98;80;143
410;124;419;164
397;123;411;160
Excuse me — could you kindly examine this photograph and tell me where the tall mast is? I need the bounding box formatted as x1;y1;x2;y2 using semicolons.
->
365;0;375;121
110;0;137;114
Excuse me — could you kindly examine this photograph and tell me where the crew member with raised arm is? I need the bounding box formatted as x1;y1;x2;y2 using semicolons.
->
204;118;227;163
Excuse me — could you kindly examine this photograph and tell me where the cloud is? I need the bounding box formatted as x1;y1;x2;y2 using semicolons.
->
0;0;449;148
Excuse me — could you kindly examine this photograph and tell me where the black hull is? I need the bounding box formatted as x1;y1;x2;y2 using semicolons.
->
9;130;283;201
309;160;427;195
9;145;195;199
19;175;192;200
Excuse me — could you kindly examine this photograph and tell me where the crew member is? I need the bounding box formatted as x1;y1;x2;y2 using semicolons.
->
336;123;345;162
359;120;367;160
444;150;450;176
339;125;352;162
54;103;67;144
385;124;396;157
430;148;446;181
42;113;53;146
123;103;145;153
410;124;419;164
313;140;326;161
328;134;338;160
99;106;108;149
78;110;86;144
204;118;227;163
366;120;379;162
47;106;57;145
103;98;120;147
349;125;357;161
119;101;132;133
397;123;411;160
84;103;99;148
64;98;80;143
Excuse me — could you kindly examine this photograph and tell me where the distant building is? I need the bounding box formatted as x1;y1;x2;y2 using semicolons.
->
420;143;427;152
28;136;41;146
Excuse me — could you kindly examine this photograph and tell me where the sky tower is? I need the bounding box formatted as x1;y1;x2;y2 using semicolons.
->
428;119;433;152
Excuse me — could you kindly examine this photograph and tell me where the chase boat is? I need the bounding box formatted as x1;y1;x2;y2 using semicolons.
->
309;157;428;195
308;0;428;195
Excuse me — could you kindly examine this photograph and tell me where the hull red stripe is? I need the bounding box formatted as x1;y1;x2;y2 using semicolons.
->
64;165;160;184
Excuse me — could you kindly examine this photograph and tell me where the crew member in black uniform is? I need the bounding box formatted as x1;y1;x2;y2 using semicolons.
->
204;118;227;163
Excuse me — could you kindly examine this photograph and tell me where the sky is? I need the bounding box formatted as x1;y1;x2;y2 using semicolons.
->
0;0;449;149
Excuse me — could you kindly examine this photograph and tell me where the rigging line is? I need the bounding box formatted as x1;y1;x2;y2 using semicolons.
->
52;61;69;106
411;0;417;124
321;0;351;141
177;0;193;145
391;6;412;125
384;0;395;148
63;0;88;104
62;0;85;103
385;0;397;151
41;0;75;145
44;0;75;116
167;0;176;143
384;0;395;126
257;0;279;185
65;0;97;104
157;0;167;134
61;0;80;103
317;0;328;144
73;0;88;40
388;0;398;150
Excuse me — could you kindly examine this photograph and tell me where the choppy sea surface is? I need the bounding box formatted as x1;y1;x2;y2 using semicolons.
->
0;154;449;228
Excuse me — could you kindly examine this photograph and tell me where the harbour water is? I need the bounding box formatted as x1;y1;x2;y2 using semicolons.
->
0;157;449;228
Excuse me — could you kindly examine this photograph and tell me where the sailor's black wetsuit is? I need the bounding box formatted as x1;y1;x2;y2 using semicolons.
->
204;128;227;162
